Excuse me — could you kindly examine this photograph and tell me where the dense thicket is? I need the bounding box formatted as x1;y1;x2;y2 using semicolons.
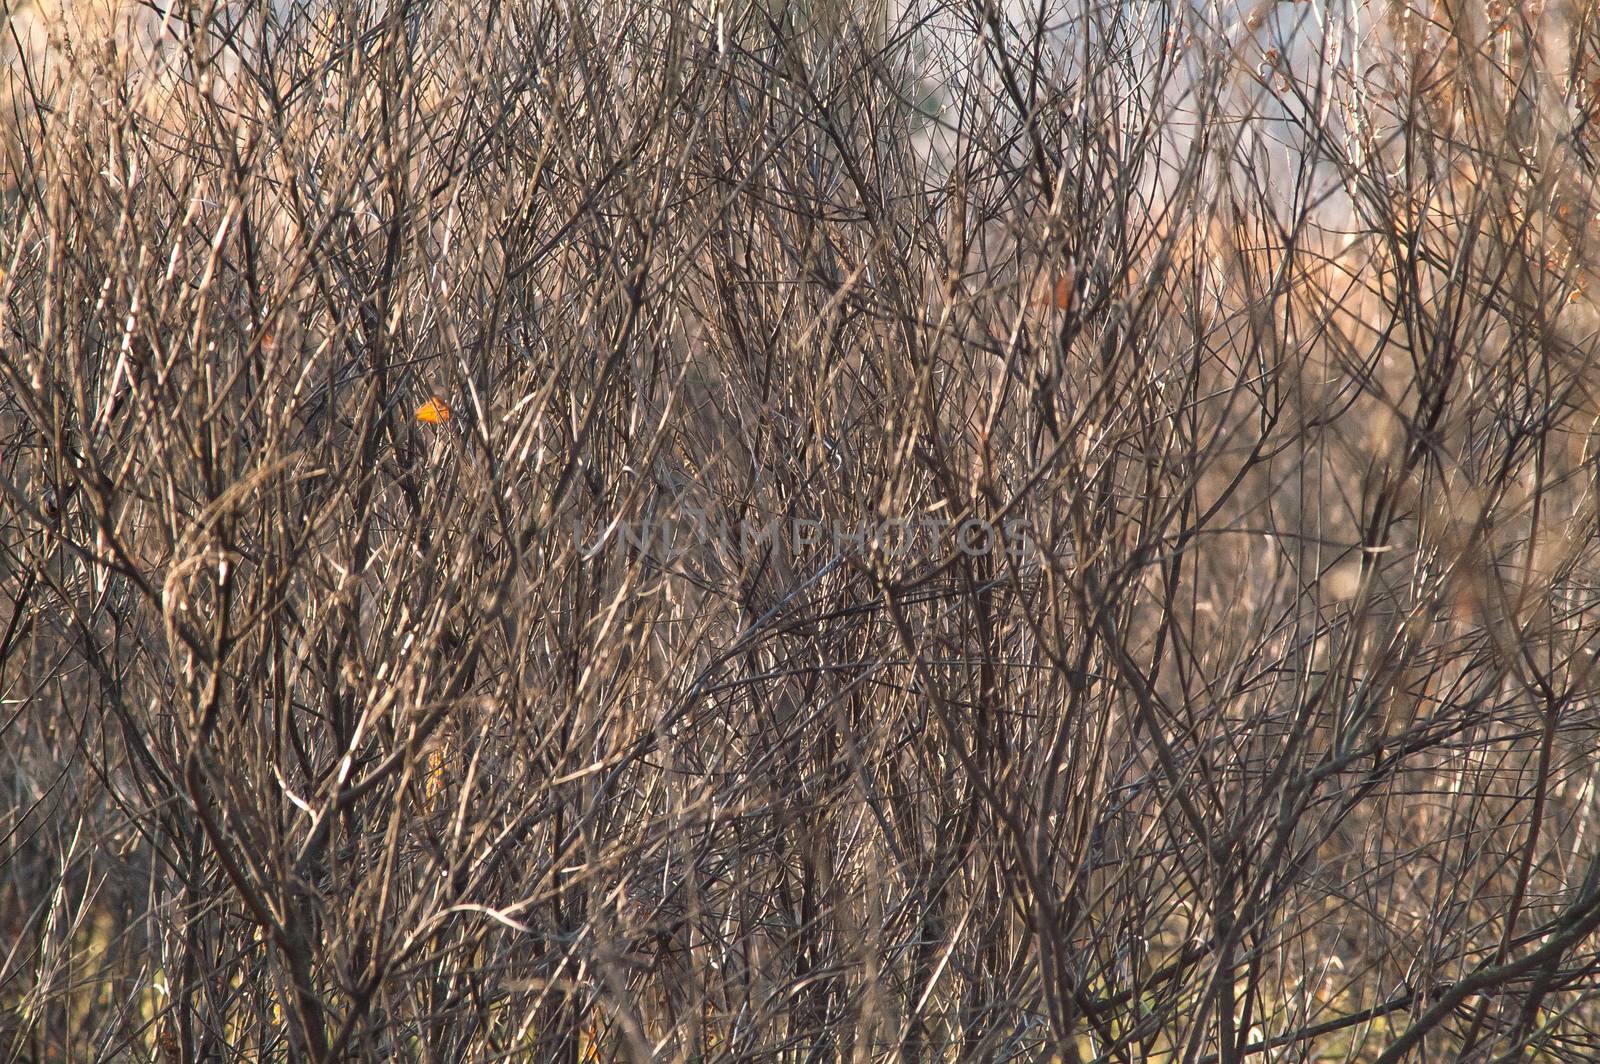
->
4;1;1600;1060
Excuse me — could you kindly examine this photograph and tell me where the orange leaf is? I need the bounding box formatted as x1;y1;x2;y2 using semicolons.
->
416;397;451;424
1051;274;1075;310
1034;263;1077;312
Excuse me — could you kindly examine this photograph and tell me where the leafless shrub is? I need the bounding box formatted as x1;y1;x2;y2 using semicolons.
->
3;0;1600;1061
